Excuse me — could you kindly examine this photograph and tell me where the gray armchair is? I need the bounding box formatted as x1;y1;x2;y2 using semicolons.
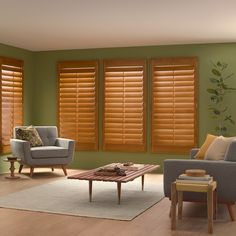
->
10;126;75;177
164;142;236;221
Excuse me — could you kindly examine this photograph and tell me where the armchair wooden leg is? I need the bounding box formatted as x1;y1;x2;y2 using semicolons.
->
61;165;67;176
227;203;235;221
19;164;23;173
30;167;34;177
51;167;54;171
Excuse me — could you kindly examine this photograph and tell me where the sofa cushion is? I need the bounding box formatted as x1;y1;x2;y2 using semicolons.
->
205;136;235;160
225;140;236;161
194;134;217;159
31;146;68;159
16;126;43;147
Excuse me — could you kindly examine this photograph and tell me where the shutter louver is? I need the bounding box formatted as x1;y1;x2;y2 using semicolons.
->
151;58;198;154
103;60;146;152
58;61;98;151
0;58;23;153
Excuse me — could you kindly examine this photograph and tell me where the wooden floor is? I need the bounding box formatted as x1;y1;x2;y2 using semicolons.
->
0;168;235;236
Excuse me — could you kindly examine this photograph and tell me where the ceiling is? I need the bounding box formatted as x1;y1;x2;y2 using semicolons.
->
0;0;236;52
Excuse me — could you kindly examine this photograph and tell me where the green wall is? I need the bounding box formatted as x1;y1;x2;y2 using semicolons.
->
0;43;34;173
1;42;236;173
32;43;236;172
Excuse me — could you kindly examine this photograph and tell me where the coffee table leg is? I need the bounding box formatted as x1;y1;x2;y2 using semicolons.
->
117;182;121;204
141;175;144;191
89;180;93;202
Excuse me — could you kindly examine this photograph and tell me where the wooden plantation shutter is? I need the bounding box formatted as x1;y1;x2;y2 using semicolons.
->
103;59;146;152
58;61;98;151
0;57;24;153
151;57;198;154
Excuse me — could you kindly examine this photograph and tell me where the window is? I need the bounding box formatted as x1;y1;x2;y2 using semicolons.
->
0;57;24;153
103;59;146;152
58;61;98;151
151;57;198;153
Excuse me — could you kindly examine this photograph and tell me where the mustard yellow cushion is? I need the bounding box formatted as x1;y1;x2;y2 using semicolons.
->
194;134;217;159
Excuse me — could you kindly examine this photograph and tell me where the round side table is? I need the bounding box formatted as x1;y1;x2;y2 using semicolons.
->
3;158;21;179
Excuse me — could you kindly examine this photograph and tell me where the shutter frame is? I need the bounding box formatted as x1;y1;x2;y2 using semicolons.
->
103;59;146;152
151;57;198;154
57;60;98;151
0;57;24;153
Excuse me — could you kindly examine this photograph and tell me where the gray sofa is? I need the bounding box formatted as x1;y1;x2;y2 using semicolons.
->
164;141;236;221
10;126;75;177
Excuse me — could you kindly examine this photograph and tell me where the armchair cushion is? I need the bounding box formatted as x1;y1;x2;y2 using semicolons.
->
35;126;58;146
31;146;68;159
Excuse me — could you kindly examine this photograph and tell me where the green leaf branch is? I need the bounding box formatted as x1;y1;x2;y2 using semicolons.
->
207;61;236;134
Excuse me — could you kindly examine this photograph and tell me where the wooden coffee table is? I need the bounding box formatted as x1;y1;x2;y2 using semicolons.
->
68;163;159;204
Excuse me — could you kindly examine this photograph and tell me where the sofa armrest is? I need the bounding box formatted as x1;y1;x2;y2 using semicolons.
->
55;138;75;161
164;159;236;203
10;139;31;163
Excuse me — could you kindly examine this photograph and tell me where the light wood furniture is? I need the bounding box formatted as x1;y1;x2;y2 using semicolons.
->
68;164;159;204
3;158;21;179
171;181;217;234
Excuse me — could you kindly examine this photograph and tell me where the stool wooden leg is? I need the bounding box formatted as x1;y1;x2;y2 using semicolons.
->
213;189;217;220
178;191;183;219
171;182;177;230
207;184;214;234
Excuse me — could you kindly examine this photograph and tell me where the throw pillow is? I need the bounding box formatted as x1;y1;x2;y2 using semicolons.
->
16;126;43;147
194;134;217;159
204;136;235;161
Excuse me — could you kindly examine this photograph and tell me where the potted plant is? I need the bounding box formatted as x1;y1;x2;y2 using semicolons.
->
207;61;236;135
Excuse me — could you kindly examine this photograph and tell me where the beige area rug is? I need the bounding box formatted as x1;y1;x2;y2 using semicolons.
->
0;178;164;221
